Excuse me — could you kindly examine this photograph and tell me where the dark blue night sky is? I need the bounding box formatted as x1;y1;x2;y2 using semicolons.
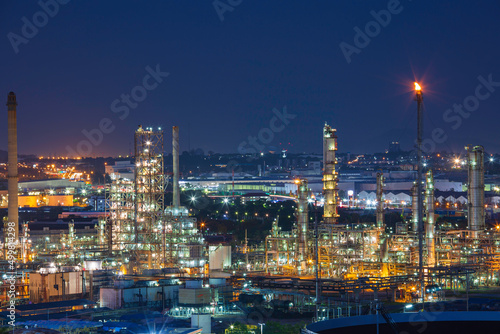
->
1;1;500;156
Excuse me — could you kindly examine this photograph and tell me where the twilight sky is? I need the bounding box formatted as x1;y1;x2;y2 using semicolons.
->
1;1;500;157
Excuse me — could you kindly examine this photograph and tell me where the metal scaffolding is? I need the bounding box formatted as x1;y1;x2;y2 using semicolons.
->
134;126;165;270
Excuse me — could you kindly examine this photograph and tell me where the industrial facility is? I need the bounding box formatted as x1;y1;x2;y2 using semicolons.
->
107;125;205;274
2;87;500;333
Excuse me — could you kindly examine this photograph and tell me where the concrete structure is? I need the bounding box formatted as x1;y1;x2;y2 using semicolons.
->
467;145;485;236
7;92;19;242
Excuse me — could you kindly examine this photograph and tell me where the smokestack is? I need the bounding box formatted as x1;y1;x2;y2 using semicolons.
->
425;170;435;266
322;123;339;225
466;145;485;237
7;92;18;243
296;179;309;272
172;126;180;208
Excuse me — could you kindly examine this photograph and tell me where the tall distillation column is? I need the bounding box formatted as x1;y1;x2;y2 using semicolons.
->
297;179;309;272
172;126;180;208
7;92;19;243
425;170;436;266
376;172;385;229
466;145;485;238
322;123;339;226
411;182;419;232
134;126;165;270
376;172;389;262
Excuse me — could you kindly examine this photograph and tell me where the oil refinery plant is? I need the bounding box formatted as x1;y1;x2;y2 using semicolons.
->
2;88;500;333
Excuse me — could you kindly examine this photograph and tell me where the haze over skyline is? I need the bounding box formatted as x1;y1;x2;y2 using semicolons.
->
1;1;500;156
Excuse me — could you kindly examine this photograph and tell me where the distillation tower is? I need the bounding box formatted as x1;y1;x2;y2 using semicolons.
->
108;126;165;272
296;179;309;273
425;170;436;266
411;182;419;233
134;126;165;270
376;172;385;229
264;123;381;278
466;145;485;237
107;126;204;274
322;123;339;226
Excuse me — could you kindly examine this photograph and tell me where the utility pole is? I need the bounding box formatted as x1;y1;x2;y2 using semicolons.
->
415;82;425;311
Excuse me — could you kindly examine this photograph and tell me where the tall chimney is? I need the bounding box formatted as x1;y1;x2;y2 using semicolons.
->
172;126;180;208
7;92;18;243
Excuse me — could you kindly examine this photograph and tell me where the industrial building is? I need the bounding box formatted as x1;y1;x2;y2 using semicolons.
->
106;125;205;274
256;125;500;287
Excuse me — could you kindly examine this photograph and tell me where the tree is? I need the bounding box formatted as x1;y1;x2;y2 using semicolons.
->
263;321;306;334
0;327;13;334
226;322;255;334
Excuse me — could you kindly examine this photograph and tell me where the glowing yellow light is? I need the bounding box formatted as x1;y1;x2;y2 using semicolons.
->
414;82;421;91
